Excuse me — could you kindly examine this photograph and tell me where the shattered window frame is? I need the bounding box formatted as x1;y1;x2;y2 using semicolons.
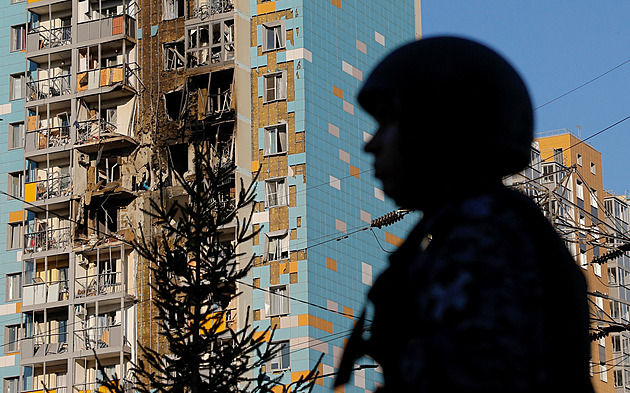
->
263;123;287;156
262;71;287;103
262;20;285;52
163;40;186;71
264;231;289;262
185;18;234;68
163;0;185;20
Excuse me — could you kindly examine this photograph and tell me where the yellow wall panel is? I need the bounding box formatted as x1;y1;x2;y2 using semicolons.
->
24;182;37;203
257;2;276;15
8;211;25;223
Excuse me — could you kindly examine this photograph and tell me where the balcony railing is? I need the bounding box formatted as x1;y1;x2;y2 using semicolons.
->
75;271;122;298
75;118;117;145
22;387;68;393
73;382;128;393
77;14;136;42
22;279;69;306
26;175;72;201
208;88;232;116
25;125;71;152
28;25;71;51
21;332;68;358
77;62;140;92
190;0;234;19
26;75;71;102
24;226;71;254
73;324;122;350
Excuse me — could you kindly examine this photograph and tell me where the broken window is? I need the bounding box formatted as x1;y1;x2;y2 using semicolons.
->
186;19;234;68
164;40;185;70
96;157;122;184
168;144;189;178
264;230;289;261
163;87;185;121
263;124;287;156
163;0;184;20
96;204;118;235
265;178;287;208
262;21;285;52
263;71;287;103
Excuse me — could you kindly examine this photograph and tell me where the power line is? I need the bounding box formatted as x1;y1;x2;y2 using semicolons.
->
535;58;630;111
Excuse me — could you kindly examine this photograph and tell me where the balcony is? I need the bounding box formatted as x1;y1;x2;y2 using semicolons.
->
26;125;71;152
75;271;123;298
24;226;71;254
21;332;68;358
28;25;71;51
76;62;140;94
185;17;234;68
189;0;234;19
77;14;136;42
73;324;123;350
24;175;72;202
74;118;136;154
26;74;71;102
22;278;69;306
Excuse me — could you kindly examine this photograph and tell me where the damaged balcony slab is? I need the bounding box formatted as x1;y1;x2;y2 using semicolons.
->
74;134;138;154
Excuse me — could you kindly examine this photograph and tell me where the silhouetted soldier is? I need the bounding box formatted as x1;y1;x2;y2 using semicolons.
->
336;37;594;393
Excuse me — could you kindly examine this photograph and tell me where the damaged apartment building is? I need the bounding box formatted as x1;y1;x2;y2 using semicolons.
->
0;0;419;392
133;0;246;386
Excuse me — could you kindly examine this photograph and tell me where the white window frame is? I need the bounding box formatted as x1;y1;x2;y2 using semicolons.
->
601;364;608;382
8;122;24;149
615;369;623;387
576;179;584;200
591;162;597;175
3;377;19;393
613;335;622;352
267;285;289;316
590;189;598;208
7;223;22;251
8;171;23;199
10;25;26;52
267;340;290;371
4;325;19;353
9;73;25;101
262;21;285;52
264;230;289;262
579;249;587;269
263;123;288;156
263;71;287;103
5;273;21;301
577;153;583;166
594;261;601;277
265;177;288;208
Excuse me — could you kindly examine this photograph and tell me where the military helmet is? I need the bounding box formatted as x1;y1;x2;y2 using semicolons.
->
358;36;534;177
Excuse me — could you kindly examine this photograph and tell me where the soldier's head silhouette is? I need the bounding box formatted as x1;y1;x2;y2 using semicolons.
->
360;36;533;210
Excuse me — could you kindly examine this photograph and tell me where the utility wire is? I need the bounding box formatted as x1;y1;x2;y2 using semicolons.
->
0;185;405;325
535;58;630;111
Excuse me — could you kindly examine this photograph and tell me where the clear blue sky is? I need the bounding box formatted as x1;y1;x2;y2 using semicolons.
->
421;1;630;194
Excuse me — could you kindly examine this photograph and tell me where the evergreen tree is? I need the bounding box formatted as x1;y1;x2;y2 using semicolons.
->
99;141;318;392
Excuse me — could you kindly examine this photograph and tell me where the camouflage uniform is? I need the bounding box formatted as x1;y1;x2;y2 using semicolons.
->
338;186;593;393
